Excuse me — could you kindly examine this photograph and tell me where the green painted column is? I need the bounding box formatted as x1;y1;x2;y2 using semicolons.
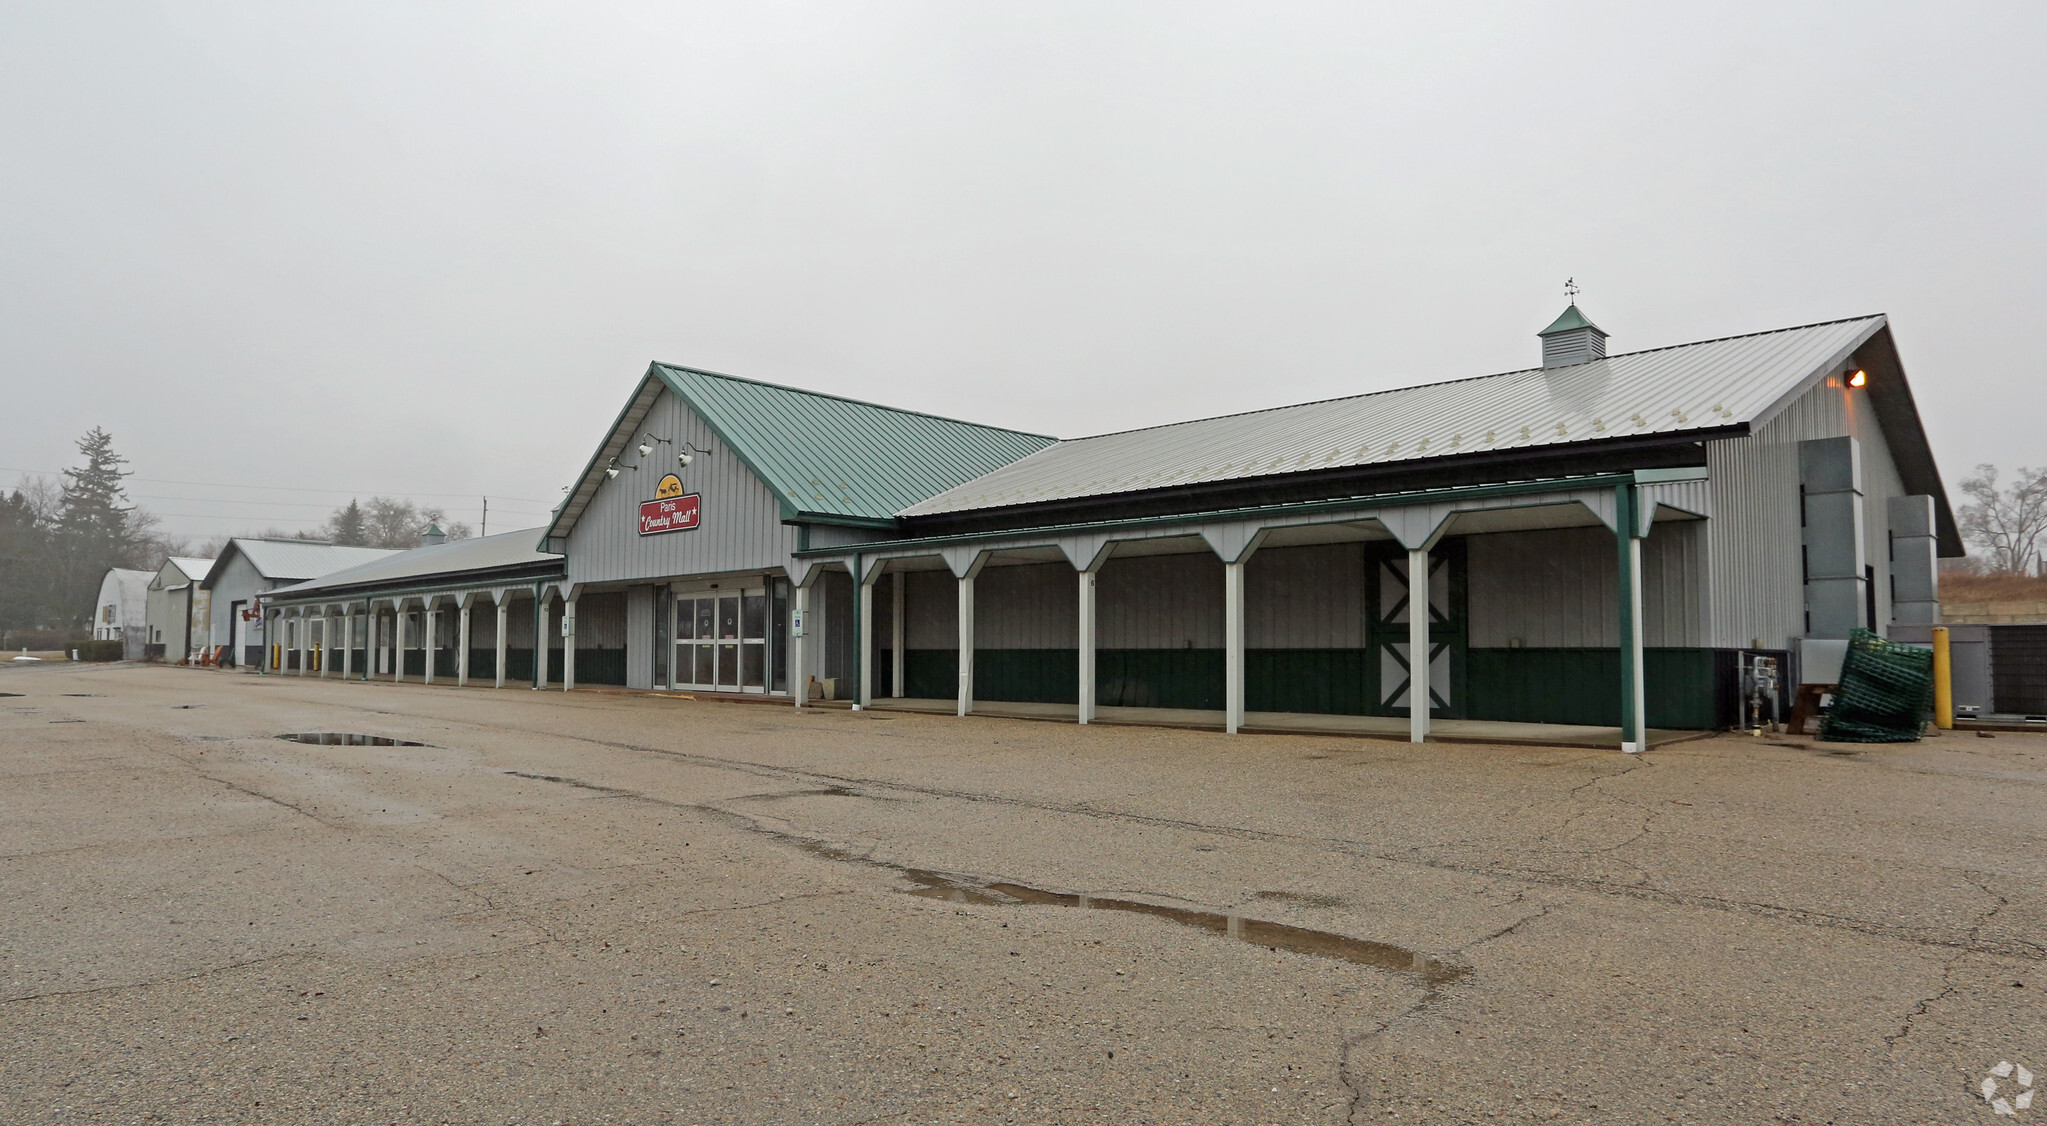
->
1616;483;1647;752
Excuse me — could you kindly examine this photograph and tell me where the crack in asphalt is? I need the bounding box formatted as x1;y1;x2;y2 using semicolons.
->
2;954;307;1006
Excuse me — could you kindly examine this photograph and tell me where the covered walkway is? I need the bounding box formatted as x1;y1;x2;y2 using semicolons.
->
850;696;1707;750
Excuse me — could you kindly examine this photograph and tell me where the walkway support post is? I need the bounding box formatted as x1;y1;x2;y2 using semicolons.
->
891;572;905;699
1408;547;1430;744
950;553;988;717
1077;568;1098;724
318;611;330;678
793;582;809;708
341;608;353;678
494;594;509;689
1224;560;1245;734
298;610;310;677
393;601;406;684
457;596;472;687
423;600;438;686
1617;483;1647;753
562;592;577;691
856;557;877;709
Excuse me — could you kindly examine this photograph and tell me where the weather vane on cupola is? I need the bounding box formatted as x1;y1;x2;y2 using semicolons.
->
1564;277;1580;304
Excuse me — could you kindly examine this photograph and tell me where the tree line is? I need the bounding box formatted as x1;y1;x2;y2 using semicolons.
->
0;429;471;631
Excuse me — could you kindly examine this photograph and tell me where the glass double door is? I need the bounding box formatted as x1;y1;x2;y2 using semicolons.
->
675;588;768;692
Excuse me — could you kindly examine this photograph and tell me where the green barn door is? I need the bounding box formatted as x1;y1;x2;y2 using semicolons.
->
1365;539;1467;719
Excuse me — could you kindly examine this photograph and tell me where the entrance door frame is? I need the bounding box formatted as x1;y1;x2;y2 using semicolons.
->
670;581;773;694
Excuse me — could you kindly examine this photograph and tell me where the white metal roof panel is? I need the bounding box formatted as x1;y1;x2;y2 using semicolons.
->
265;529;561;598
899;315;1886;517
216;539;402;583
168;557;216;581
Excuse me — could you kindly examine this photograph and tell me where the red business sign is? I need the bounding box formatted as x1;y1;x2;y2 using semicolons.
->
638;493;701;535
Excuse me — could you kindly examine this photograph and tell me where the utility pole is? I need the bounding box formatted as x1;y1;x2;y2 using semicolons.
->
481;496;488;537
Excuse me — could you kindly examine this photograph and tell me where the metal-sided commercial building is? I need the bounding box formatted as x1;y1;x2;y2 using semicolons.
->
198;539;399;667
265;306;1960;751
143;556;216;662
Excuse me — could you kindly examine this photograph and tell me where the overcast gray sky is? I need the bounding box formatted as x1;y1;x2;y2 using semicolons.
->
4;2;2041;542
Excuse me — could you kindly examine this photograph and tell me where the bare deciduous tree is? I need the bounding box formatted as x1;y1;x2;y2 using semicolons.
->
1957;463;2047;576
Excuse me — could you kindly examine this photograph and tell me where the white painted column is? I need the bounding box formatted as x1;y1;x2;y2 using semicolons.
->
457;601;472;687
297;612;309;677
792;581;811;708
858;565;878;708
1077;569;1097;724
562;597;577;691
341;610;353;678
891;573;905;699
956;571;975;716
423;604;438;685
494;598;509;689
1408;547;1430;744
393;605;406;684
1620;531;1647;753
1224;560;1245;734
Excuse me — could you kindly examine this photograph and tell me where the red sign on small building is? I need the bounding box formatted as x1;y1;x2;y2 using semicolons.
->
638;493;701;535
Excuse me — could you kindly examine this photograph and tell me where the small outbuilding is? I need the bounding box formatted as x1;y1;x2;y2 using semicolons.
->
92;568;153;659
144;556;215;662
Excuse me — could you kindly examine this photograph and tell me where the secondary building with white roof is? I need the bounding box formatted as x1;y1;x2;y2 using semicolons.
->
256;303;1958;750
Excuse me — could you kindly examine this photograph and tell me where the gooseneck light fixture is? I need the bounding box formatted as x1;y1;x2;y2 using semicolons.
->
676;442;713;469
637;432;670;458
604;455;640;480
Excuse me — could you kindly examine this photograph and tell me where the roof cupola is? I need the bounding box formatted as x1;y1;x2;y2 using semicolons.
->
420;523;446;547
1538;302;1609;368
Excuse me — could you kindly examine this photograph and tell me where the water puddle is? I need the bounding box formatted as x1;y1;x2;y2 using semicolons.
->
498;769;1464;986
0;692;22;698
278;732;426;747
61;693;101;697
1254;890;1349;909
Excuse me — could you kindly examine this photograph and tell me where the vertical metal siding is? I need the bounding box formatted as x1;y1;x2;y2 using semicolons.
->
1464;524;1701;648
1098;553;1225;649
974;564;1079;648
625;586;653;689
1245;544;1367;648
1705;374;1908;648
904;570;958;649
565;388;802;587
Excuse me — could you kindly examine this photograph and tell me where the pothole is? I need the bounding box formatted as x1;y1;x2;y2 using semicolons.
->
503;769;1466;985
278;732;427;747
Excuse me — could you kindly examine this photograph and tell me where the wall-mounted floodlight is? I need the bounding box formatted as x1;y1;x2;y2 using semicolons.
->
676;441;712;469
637;432;670;458
1848;369;1868;388
605;456;639;480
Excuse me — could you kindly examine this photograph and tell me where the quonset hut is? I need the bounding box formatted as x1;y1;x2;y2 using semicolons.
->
260;305;1959;751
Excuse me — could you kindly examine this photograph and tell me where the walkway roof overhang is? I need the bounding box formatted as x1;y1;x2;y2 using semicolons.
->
794;468;1710;573
262;529;563;606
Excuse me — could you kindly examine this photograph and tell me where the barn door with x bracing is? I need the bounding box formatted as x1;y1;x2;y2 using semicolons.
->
1365;540;1467;719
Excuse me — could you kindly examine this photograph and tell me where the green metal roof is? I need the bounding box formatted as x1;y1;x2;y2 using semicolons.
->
656;365;1055;522
542;364;1056;545
1538;303;1606;337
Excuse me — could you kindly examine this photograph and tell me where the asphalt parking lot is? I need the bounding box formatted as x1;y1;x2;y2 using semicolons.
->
3;663;2043;1124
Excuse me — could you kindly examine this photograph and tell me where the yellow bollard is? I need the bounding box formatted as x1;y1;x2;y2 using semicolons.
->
1932;626;1953;730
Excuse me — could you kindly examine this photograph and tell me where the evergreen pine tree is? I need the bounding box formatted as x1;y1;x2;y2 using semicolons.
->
0;490;49;630
52;429;142;626
328;499;370;546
